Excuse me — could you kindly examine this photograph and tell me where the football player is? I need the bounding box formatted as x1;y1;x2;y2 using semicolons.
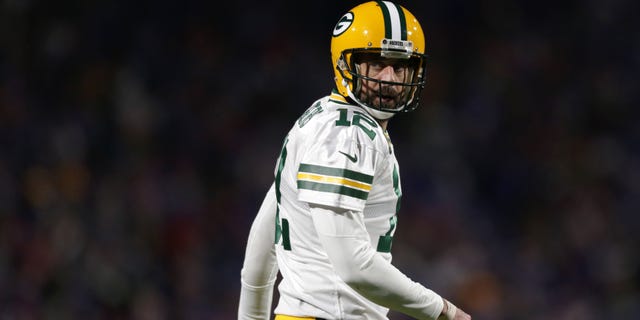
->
238;1;471;319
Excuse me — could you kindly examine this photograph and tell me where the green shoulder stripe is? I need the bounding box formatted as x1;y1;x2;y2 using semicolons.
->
299;163;373;184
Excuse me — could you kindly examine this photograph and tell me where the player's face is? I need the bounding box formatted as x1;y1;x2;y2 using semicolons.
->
356;57;414;110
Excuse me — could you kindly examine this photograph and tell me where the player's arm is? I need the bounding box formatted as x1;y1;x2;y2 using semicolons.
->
310;204;470;320
238;183;279;320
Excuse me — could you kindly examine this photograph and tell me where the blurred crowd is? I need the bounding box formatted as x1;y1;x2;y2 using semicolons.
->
0;0;638;319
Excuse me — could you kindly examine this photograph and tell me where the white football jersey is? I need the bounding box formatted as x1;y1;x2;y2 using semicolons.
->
273;92;402;319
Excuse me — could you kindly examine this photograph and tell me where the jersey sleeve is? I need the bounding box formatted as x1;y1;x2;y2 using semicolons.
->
238;183;279;319
297;122;378;212
311;205;445;320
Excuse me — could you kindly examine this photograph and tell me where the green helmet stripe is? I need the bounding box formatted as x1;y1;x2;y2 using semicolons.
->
394;2;407;40
377;1;407;40
376;1;392;39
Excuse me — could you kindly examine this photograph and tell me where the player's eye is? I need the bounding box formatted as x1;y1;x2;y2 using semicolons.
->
392;64;408;73
368;61;385;70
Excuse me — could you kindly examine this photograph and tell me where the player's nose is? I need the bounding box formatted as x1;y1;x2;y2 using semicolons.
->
377;65;398;82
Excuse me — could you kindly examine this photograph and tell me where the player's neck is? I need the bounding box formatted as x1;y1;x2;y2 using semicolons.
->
377;119;389;130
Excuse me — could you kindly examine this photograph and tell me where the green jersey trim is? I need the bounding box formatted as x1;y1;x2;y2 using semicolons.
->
297;163;373;200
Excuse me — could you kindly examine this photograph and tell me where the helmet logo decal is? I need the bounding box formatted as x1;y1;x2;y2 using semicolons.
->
333;12;353;37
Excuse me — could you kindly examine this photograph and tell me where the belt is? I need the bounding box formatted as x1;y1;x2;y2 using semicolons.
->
275;315;327;320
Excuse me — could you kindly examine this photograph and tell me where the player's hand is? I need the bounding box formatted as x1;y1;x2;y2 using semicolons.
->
438;298;471;320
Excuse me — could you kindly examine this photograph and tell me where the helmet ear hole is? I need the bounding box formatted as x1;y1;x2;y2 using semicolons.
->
337;56;348;71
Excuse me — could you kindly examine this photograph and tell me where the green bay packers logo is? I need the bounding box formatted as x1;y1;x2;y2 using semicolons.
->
333;12;353;37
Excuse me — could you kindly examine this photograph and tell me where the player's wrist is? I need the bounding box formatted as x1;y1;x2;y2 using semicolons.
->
437;298;457;320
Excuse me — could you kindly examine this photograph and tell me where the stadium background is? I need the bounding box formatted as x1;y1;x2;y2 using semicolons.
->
0;0;638;319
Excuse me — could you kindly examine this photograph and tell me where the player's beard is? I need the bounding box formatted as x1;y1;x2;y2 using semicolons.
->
359;82;405;110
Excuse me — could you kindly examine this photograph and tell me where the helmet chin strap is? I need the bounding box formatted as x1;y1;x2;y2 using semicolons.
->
343;79;396;120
